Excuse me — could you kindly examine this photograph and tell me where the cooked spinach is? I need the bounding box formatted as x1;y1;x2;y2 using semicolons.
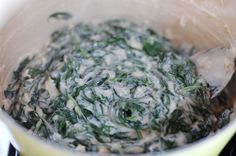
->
3;20;218;154
49;12;72;20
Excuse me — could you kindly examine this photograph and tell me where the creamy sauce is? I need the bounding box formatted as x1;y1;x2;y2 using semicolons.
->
3;20;218;154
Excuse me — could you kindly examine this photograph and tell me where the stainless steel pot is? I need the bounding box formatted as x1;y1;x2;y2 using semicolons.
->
0;0;236;156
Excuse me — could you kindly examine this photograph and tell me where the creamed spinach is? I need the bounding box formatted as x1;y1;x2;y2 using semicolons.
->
4;20;216;154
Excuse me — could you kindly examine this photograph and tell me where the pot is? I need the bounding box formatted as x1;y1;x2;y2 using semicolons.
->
0;0;236;156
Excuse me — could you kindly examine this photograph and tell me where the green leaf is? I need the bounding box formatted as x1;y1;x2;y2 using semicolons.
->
180;85;203;93
28;67;43;77
142;39;165;58
112;71;128;82
11;57;31;82
68;94;87;120
49;12;72;20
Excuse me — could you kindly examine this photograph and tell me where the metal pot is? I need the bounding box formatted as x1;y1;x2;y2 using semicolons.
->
0;0;236;156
